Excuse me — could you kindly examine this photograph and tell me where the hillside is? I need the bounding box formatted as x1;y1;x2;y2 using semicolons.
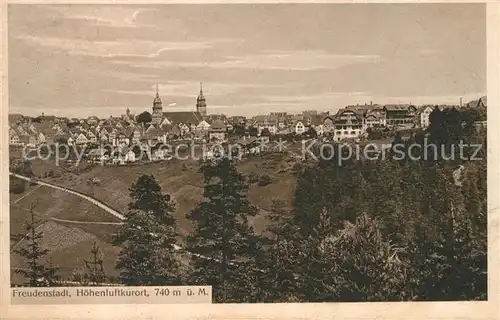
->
10;153;299;282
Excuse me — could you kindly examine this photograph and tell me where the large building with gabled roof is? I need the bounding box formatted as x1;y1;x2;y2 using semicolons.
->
151;83;207;127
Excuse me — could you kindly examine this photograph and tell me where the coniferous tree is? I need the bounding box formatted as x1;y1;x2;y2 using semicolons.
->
113;174;180;285
323;214;410;301
259;199;301;302
408;167;487;300
128;174;176;225
292;166;326;237
368;160;407;244
73;242;107;286
14;204;60;287
186;157;262;302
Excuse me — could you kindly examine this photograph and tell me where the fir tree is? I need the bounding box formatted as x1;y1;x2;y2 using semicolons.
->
73;242;107;286
128;174;176;225
14;204;60;287
409;167;487;300
323;214;409;301
186;157;262;302
259;199;300;302
113;174;180;285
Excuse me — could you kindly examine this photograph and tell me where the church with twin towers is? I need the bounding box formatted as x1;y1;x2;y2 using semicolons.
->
151;82;208;126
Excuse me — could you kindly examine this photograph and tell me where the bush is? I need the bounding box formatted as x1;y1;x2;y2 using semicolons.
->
258;174;272;187
248;172;259;184
10;177;26;194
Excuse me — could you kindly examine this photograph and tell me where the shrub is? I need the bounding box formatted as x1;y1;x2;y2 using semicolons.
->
258;174;272;187
10;177;26;194
248;172;259;184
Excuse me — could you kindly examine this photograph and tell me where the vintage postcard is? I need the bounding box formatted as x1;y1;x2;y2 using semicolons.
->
1;1;498;319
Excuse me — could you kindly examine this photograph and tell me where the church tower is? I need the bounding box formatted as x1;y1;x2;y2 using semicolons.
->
196;82;207;116
152;84;163;124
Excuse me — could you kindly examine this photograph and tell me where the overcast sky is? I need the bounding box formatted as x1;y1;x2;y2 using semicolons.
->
8;4;486;118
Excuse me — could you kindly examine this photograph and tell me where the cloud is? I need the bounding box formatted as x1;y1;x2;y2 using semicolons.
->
418;49;439;55
50;6;157;29
267;91;370;103
216;51;381;70
370;92;486;105
17;35;214;58
121;50;381;71
101;71;161;82
103;81;294;99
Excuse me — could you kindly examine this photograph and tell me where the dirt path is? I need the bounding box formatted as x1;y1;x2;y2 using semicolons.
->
14;184;43;204
10;173;125;220
9;172;265;273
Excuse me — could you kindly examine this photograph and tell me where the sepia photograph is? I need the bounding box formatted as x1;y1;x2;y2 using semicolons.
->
6;2;489;305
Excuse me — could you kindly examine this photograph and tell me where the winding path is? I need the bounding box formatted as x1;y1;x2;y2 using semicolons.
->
10;173;125;220
9;172;255;270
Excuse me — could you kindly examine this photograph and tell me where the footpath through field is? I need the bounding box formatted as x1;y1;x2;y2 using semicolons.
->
9;172;259;271
10;173;125;220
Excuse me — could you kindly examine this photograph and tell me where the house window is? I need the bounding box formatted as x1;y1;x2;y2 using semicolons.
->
344;131;348;135
350;131;355;135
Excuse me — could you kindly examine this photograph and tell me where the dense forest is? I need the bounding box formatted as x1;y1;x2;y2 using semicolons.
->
14;107;487;302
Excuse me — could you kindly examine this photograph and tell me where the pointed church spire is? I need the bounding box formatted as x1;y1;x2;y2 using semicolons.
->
156;84;159;97
196;81;207;116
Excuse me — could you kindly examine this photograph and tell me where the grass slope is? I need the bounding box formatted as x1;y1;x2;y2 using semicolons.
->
10;153;300;283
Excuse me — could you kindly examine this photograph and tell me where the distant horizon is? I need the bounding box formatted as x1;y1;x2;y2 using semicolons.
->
9;4;486;118
9;92;486;120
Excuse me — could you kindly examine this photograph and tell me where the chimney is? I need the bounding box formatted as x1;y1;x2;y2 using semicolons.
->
460;97;463;108
370;101;372;106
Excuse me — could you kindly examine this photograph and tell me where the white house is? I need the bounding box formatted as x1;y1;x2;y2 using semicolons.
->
115;132;130;147
100;128;109;137
28;135;38;147
37;132;46;144
9;131;20;145
125;150;136;162
76;133;89;145
87;131;97;143
132;128;142;144
108;131;117;146
322;117;335;135
333;109;363;142
418;106;434;129
160;118;172;127
294;121;306;135
180;123;190;136
196;120;211;131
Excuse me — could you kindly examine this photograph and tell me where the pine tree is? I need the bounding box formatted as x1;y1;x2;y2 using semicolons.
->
368;161;407;244
259;199;300;302
128;174;176;225
14;204;60;287
186;157;262;302
320;214;409;301
73;242;107;286
113;174;180;285
409;166;487;300
292;165;326;237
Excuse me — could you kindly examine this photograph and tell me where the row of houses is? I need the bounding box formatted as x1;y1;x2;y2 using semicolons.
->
250;97;487;142
8;114;230;148
9;96;486;147
82;135;267;166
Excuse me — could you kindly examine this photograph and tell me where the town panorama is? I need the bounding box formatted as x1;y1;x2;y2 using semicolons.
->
7;3;488;304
